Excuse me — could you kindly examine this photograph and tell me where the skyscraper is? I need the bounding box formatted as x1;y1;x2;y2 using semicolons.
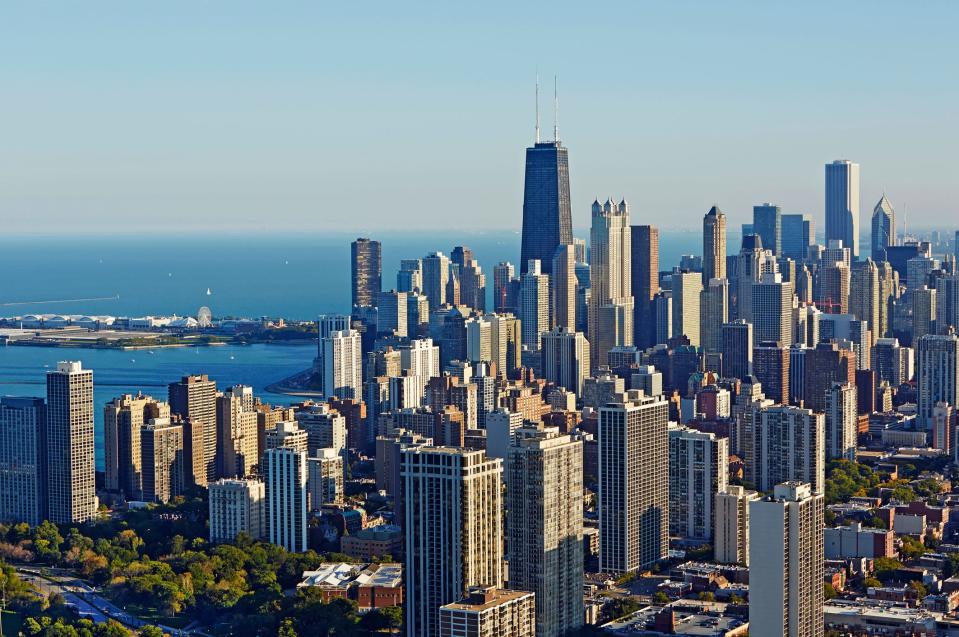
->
671;271;702;347
0;397;45;525
850;259;880;348
209;478;266;543
630;225;660;348
753;341;790;405
750;405;825;495
871;194;896;262
715;485;760;566
104;393;169;499
804;342;857;413
216;385;258;479
169;374;218;487
753;203;782;256
588;198;634;365
913;286;937;344
493;262;517;313
825;159;861;259
403;446;503;637
540;326;591;397
520;133;572;276
668;425;728;541
140;418;185;503
781;214;814;261
702;206;726;283
750;482;824;637
422;251;451;311
351;237;382;308
751;272;794;345
46;361;96;524
599;391;669;573
721;320;753;380
917;332;959;432
519;259;551;351
322;329;363;400
507;425;583;637
264;446;308;552
825;383;857;462
551;244;576;330
699;278;729;353
307;448;344;509
397;258;423;293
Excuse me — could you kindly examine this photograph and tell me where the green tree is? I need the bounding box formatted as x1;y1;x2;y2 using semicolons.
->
652;591;670;605
277;619;298;637
909;580;928;599
32;521;64;563
824;583;838;600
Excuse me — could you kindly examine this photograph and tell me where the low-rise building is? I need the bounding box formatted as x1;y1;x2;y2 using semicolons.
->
340;525;403;561
824;522;895;559
298;563;403;610
438;587;536;637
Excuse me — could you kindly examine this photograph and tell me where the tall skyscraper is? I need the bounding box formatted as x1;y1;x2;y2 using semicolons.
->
397;258;423;293
702;206;727;283
169;374;218;487
721;320;753;380
551;244;576;330
699;278;729;353
45;361;96;523
850;259;880;348
753;341;790;405
917;332;959;432
671;271;702;347
422;251;451;311
714;485;760;566
216;386;258;479
140;418;185;503
493;262;517;313
733;234;776;322
589;198;634;365
804;342;857;413
209;478;266;543
0;397;45;525
540;326;591;397
599;391;669;573
825;159;861;259
520;131;572;276
781;214;814;261
871;194;896;262
104;393;169;499
750;482;824;637
403;446;503;637
668;425;728;541
264;446;308;552
753;203;782;256
519;259;551;351
631;225;660;348
750;405;824;495
752;272;794;345
935;274;959;335
507;425;583;637
351;237;382;308
819;260;850;314
376;290;409;337
322;329;363;400
825;383;857;462
459;260;487;312
913;286;937;344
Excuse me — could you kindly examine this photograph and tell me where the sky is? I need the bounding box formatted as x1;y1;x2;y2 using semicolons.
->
1;2;957;235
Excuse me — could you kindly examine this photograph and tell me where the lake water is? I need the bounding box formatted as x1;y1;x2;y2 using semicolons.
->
0;343;317;469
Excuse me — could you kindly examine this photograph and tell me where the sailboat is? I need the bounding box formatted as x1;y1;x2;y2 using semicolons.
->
206;287;212;296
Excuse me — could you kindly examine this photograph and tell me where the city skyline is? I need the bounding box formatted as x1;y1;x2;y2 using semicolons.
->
2;3;958;234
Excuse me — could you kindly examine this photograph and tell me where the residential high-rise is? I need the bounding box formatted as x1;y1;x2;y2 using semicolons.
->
699;278;729;353
913;286;937;344
917;332;959;432
422;251;451;310
540;327;590;397
671;271;702;347
216;385;259;479
733;234;776;322
668;425;728;541
351;237;382;308
322;329;363;400
721;320;753;380
506;426;583;637
403;446;503;637
460;260;487;312
0;397;45;525
631;225;660;348
877;261;899;339
264;420;309;454
551;244;576;330
295;403;347;456
872;337;913;387
599;391;669;573
825;159;861;259
589;198;634;364
209;478;266;543
104;393;169;499
850;259;880;347
493;262;517;313
397;258;423;293
752;272;794;345
750;482;824;637
140;418;185;503
439;588;536;637
819;261;850;314
804;342;857;413
169;374;218;487
520;137;572;276
753;203;782;256
871;195;896;262
702;206;726;283
714;485;760;566
825;383;857;462
753;341;790;405
46;361;96;524
781;214;814;261
376;290;409;337
519;259;551;351
264;446;308;552
307;448;344;509
935;274;959;335
750;405;825;495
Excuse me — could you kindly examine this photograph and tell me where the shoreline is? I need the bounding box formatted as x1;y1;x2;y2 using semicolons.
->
264;367;324;398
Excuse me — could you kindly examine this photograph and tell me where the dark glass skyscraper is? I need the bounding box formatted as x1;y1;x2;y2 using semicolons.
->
520;141;572;274
753;203;782;256
351;238;381;308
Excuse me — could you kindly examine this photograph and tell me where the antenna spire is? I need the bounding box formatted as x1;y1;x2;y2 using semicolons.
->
535;72;540;144
553;75;559;142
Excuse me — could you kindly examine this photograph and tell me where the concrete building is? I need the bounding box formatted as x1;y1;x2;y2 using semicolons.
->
599;391;669;573
104;393;169;499
308;448;344;509
403;447;503;637
631;225;660;348
917;332;959;432
589;198;634;364
422;251;450;311
750;405;824;495
824;522;894;559
702;206;727;284
0;397;45;525
438;587;535;637
519;259;551;351
507;425;583;637
551;244;577;330
376;290;408;337
825;383;857;462
295;402;347;456
264;446;308;552
397;258;422;293
668;425;728;541
169;373;218;487
850;259;880;348
46;361;96;524
752;272;794;345
140;418;185;503
322;329;363;400
754;203;782;256
753;341;790;405
216;385;259;479
351;237;382;308
750;482;824;637
671;271;702;347
208;478;266;543
714;486;760;566
699;278;729;353
540;326;590;397
721;320;753;380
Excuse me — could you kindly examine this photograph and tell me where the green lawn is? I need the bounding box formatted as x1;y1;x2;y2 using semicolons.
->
2;610;23;636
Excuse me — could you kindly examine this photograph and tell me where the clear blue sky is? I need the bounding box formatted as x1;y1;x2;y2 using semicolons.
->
1;2;956;235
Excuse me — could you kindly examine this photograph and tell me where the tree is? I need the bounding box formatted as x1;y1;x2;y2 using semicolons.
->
697;591;715;602
652;591;670;605
32;521;64;563
277;619;298;637
824;583;838;600
863;576;881;589
604;597;641;621
138;628;166;637
909;580;928;599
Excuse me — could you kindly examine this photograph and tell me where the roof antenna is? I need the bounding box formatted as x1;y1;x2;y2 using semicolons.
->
535;72;540;144
553;75;559;142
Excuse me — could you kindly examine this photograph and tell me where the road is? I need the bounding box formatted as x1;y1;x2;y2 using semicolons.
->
15;567;193;635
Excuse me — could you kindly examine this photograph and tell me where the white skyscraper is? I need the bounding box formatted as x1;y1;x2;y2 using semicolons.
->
264;446;308;552
750;482;824;637
668;425;728;541
519;259;551;351
752;272;794;345
307;448;344;509
540;326;590;397
422;251;450;310
46;361;97;524
322;329;363;400
825;383;857;462
671;271;703;347
599;391;669;573
825;159;861;259
714;485;759;566
750;404;825;496
588;198;634;366
209;478;266;543
551;243;577;330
